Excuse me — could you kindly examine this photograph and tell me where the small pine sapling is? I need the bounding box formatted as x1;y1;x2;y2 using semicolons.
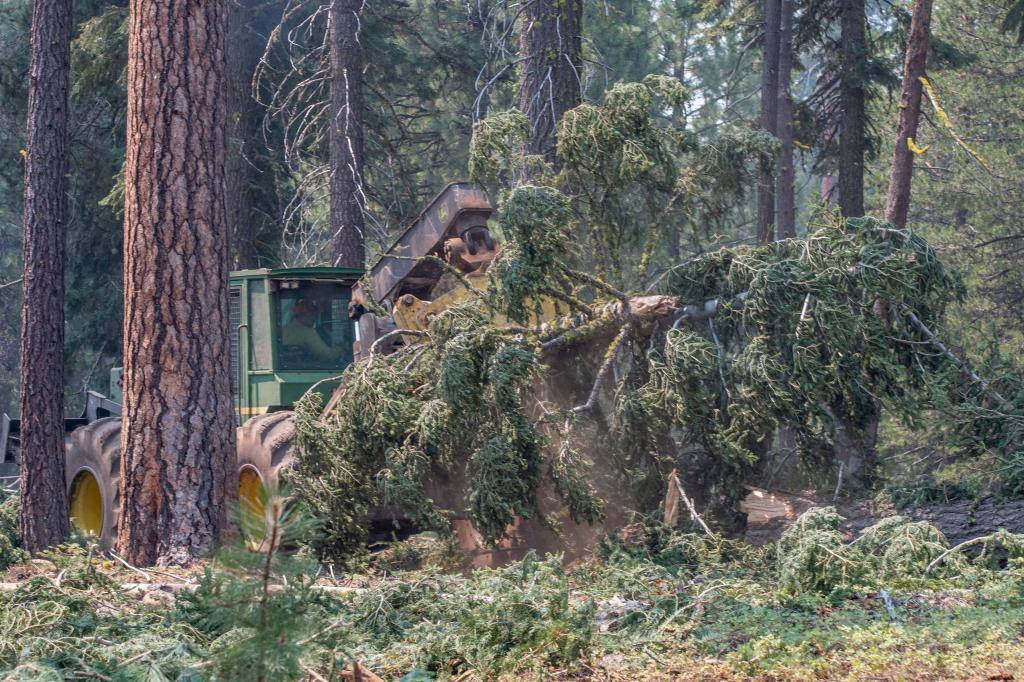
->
179;485;327;682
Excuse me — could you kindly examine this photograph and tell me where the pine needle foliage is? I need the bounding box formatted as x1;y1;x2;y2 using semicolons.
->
942;350;1024;495
0;544;206;679
474;77;776;287
177;487;325;682
0;491;25;570
1003;0;1024;43
321;551;596;677
291;202;991;555
772;507;1024;595
776;507;853;594
290;362;414;560
1;516;1024;679
290;78;1017;557
646;214;966;467
291;301;573;555
468;110;533;189
856;516;952;580
486;185;576;323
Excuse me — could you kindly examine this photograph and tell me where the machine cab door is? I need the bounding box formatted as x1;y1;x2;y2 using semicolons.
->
272;279;355;371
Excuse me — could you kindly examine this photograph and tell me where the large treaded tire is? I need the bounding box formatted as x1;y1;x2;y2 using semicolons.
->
62;412;296;545
236;411;295;496
65;417;122;544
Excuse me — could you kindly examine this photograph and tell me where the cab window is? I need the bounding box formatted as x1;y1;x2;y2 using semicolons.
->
275;281;354;370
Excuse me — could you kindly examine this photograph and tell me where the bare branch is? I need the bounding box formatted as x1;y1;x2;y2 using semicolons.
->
370;328;428;356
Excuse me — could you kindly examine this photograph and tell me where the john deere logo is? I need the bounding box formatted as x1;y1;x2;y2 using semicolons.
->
438;204;448;222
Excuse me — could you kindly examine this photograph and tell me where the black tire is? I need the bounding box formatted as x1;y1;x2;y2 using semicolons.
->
65;417;121;544
236;411;295;500
63;412;296;545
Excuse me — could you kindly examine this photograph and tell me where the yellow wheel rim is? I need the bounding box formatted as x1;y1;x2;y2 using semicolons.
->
239;466;266;520
69;470;103;536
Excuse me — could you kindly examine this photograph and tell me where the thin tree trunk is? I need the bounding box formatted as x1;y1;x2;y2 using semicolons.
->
517;0;583;166
19;0;72;554
118;0;234;567
841;0;933;489
668;17;689;261
885;0;933;228
756;0;782;243
226;0;263;270
328;0;365;270
767;0;798;480
820;175;837;205
830;401;879;492
774;0;795;239
833;0;881;486
838;0;866;217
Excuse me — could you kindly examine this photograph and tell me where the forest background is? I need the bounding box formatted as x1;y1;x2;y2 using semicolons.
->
4;1;1024;678
1;0;1023;500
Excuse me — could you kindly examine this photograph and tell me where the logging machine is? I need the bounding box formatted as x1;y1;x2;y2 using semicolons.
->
0;182;500;544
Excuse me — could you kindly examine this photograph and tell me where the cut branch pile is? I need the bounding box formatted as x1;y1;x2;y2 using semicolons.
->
287;80;1021;559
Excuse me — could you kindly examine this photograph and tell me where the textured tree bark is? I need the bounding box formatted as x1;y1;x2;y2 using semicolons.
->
774;0;796;240
118;0;235;566
832;0;877;483
517;0;582;166
756;0;781;244
328;0;366;270
838;0;866;218
19;0;72;554
885;0;933;228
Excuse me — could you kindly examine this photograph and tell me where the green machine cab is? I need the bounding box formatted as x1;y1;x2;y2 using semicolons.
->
227;266;362;421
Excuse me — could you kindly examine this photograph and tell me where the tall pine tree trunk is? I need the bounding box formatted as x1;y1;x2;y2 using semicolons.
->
768;0;799;478
225;1;263;270
774;0;795;240
756;0;781;243
885;0;933;228
328;0;365;270
838;0;866;217
840;0;933;492
118;0;234;566
19;0;72;554
517;0;582;165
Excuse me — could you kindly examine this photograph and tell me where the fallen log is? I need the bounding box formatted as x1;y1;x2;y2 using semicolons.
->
743;488;1024;547
846;496;1024;546
540;293;743;354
